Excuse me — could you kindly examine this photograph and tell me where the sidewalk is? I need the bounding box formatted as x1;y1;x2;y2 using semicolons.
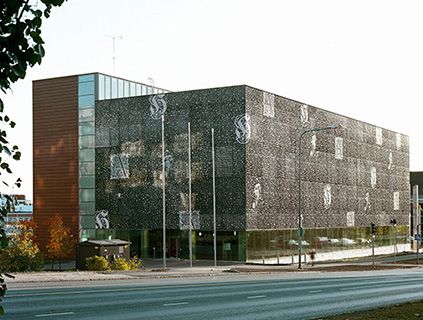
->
7;258;423;283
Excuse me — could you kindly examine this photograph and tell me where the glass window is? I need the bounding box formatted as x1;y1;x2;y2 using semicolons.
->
78;81;94;96
80;189;95;202
111;78;118;98
80;175;95;188
79;122;95;135
78;95;94;109
80;162;95;175
118;79;124;98
78;74;95;83
105;76;111;99
130;82;136;97
80;215;94;229
98;75;105;100
79;202;95;215
79;135;95;149
79;149;95;161
136;84;141;96
124;81;129;97
79;108;94;122
141;85;146;95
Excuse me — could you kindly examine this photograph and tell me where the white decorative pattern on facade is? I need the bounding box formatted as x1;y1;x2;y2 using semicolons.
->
110;153;129;179
149;94;167;120
364;192;371;212
252;182;262;209
376;127;383;145
388;152;393;170
310;134;317;156
370;167;377;189
393;191;400;211
262;92;275;118
346;211;355;227
95;210;110;229
300;105;309;126
323;184;331;209
396;133;402;150
335;137;343;160
234;113;251;144
179;210;200;230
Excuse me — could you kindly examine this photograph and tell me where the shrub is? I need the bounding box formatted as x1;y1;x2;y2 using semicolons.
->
110;258;130;271
86;256;110;271
128;257;143;270
110;257;142;271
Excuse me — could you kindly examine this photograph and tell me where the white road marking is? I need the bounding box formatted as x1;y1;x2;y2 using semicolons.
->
247;295;266;299
309;290;322;293
35;312;75;317
163;302;189;306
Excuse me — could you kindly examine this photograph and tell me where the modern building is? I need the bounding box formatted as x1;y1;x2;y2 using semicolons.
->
33;73;169;251
33;74;410;262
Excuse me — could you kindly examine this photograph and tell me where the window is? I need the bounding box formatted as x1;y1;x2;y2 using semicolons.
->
78;81;94;96
105;76;111;99
111;78;118;98
98;75;105;100
118;79;124;98
80;189;95;202
130;82;136;97
78;95;94;109
79;149;95;161
79;74;95;82
124;81;129;97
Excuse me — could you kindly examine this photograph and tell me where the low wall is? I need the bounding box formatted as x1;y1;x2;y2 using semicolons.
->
247;243;411;264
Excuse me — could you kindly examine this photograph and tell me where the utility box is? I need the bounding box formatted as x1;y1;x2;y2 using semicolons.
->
75;239;131;270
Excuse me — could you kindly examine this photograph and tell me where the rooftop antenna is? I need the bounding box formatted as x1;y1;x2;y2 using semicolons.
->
105;35;123;74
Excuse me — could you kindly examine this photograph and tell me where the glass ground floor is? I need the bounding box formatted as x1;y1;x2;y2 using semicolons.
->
80;225;409;262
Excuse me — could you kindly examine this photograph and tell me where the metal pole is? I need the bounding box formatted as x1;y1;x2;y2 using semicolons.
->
394;225;397;264
188;122;193;268
371;235;375;269
297;133;303;269
297;125;339;269
417;224;421;264
212;128;217;267
162;115;166;270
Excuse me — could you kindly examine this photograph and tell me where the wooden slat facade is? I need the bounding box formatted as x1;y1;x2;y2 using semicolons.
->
33;76;79;252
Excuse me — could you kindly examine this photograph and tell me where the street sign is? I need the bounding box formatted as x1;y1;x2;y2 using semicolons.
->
297;227;304;238
415;234;421;241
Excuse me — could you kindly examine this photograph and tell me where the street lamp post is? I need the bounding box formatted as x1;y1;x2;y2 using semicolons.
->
297;124;339;269
416;223;421;264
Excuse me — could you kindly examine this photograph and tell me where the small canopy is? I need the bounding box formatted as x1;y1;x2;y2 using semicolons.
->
78;239;131;246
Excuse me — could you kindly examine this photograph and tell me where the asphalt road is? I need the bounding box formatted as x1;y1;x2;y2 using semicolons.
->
4;270;423;320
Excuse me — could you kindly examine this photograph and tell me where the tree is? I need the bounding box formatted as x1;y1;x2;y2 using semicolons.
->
0;0;67;315
46;214;74;271
0;221;44;272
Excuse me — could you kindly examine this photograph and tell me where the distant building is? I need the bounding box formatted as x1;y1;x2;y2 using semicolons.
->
33;74;410;262
2;194;33;235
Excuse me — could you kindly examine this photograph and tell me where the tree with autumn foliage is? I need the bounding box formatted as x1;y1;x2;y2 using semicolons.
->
0;220;44;272
46;214;75;271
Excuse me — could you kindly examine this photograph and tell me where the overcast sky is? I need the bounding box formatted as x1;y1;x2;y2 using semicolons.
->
1;0;422;199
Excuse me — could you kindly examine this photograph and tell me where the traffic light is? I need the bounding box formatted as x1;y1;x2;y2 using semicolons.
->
390;219;397;227
371;223;376;235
